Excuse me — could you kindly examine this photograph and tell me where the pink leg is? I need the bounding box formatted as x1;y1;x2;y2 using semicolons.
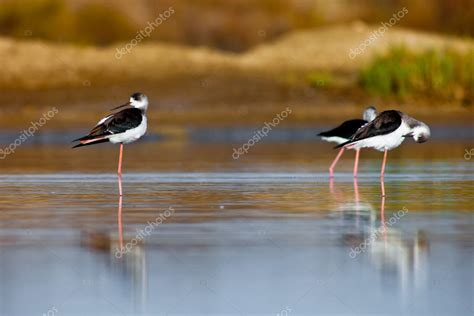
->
380;196;385;223
329;148;345;178
117;144;124;196
353;149;360;178
353;177;360;227
118;173;123;196
118;193;123;252
118;143;124;176
380;196;387;243
380;148;388;179
353;177;360;204
380;149;388;196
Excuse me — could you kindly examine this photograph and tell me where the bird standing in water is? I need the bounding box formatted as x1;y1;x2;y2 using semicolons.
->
318;106;377;178
72;92;149;195
337;110;430;195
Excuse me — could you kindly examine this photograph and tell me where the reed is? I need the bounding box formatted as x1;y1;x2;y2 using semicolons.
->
359;46;473;104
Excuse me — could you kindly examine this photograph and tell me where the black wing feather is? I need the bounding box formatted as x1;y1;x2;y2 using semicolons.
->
336;110;402;148
71;139;109;148
74;108;142;141
318;119;367;139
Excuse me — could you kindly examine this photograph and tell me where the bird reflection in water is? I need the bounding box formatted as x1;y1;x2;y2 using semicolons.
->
118;175;124;250
80;174;148;313
332;178;429;296
115;174;148;311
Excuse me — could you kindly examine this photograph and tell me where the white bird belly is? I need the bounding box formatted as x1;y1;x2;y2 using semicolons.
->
109;116;147;144
349;123;410;152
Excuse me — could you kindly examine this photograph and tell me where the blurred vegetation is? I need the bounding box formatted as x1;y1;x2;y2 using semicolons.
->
359;46;473;105
0;0;136;45
0;0;473;51
306;72;334;89
73;4;136;45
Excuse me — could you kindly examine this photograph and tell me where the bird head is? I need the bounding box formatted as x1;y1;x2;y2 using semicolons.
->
130;92;148;110
363;106;377;122
111;92;148;111
406;122;431;143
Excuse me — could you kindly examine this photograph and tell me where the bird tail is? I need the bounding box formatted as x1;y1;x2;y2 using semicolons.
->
72;137;108;148
72;134;99;142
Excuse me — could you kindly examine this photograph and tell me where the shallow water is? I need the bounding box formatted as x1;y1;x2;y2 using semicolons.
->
0;127;473;316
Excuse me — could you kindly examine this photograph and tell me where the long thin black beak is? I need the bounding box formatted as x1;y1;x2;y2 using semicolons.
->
111;101;131;111
403;133;413;138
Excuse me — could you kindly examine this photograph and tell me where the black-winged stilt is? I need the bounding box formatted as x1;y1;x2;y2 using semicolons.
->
318;106;377;178
72;92;148;194
337;110;430;194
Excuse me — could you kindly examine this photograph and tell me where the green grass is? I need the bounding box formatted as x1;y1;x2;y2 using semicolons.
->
359;46;473;104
